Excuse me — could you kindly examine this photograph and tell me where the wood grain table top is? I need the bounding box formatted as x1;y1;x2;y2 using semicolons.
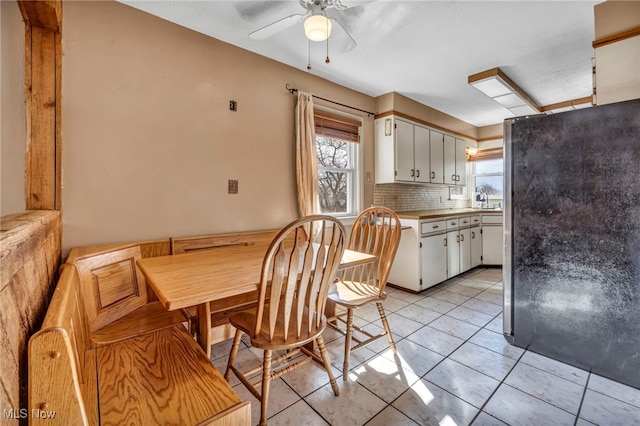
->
137;241;375;311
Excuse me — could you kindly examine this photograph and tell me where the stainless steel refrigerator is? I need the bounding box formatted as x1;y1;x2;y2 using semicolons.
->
503;98;640;390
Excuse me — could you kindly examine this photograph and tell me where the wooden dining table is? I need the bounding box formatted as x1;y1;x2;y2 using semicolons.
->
137;240;376;357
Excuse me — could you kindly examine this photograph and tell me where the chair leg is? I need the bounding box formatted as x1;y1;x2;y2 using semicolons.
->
343;307;354;380
259;349;273;426
377;302;397;353
224;329;243;382
316;335;339;396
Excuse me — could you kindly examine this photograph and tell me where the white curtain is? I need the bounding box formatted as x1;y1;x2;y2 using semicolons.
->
295;91;319;217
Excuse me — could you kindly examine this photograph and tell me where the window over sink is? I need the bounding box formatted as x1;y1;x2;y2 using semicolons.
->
314;108;361;217
472;157;504;209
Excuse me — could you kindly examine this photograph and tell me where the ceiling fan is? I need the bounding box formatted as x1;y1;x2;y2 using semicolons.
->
248;0;367;55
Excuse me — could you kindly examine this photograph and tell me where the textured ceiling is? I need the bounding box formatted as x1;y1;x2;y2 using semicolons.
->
118;0;599;127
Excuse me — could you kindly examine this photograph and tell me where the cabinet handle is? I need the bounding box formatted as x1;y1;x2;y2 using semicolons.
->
431;172;435;179
411;169;415;177
432;225;439;229
472;231;475;238
456;235;460;243
463;220;468;224
444;238;447;246
460;234;465;242
452;174;456;181
416;169;420;178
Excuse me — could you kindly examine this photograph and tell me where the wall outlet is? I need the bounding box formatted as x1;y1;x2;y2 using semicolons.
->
228;179;238;194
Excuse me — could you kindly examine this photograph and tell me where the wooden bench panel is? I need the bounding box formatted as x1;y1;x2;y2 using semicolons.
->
97;326;247;426
170;229;281;254
30;264;98;426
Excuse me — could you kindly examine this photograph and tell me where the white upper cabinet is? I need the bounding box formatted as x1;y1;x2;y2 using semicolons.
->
395;119;415;182
444;136;466;185
414;126;431;183
375;115;466;186
375;117;432;184
429;130;444;184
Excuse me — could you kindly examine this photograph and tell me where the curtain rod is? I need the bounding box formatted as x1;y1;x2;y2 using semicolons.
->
286;84;377;117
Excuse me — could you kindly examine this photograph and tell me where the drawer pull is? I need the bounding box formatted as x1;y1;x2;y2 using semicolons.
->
431;172;436;179
432;225;439;229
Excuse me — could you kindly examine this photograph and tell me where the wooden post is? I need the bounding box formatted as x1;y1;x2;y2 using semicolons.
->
18;0;62;210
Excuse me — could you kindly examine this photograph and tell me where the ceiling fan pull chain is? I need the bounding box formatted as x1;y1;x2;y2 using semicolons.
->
325;15;330;64
307;38;312;70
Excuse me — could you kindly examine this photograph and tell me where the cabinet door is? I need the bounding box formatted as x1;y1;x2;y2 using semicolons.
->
443;134;456;185
414;126;430;183
482;225;503;265
395;120;414;182
470;225;482;268
459;227;471;273
446;230;460;278
455;138;467;185
429;131;444;184
421;234;448;289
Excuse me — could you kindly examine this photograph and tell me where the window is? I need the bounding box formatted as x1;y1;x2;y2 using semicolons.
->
314;109;361;217
472;157;504;209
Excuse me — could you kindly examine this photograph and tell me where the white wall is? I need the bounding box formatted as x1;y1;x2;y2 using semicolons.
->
1;1;26;216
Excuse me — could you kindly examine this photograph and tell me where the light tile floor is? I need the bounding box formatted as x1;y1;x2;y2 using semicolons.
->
210;267;640;426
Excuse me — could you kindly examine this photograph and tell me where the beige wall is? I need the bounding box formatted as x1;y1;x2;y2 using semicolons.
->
594;0;640;39
61;1;378;253
1;1;26;216
378;92;479;141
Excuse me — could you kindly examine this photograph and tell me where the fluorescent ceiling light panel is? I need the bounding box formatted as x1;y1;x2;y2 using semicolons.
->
468;67;542;116
493;93;525;108
472;78;512;98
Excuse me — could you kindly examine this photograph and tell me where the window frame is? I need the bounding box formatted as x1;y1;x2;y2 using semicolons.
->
313;107;362;220
470;157;505;208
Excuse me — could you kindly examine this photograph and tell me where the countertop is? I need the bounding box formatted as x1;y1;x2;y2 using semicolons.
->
395;208;503;220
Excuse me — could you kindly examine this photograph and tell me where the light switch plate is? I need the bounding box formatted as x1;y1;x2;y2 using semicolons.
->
228;179;238;194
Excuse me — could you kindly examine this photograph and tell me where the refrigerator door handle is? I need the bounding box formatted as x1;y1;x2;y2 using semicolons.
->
503;119;514;344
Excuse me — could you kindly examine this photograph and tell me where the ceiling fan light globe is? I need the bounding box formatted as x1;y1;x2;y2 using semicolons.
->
304;15;332;41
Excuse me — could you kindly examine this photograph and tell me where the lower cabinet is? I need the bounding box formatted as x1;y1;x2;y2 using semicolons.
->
420;232;448;289
470;225;482;268
481;214;503;265
389;214;491;292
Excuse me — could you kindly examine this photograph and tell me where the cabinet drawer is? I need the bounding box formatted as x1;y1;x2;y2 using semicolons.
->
421;220;447;234
447;217;465;229
482;214;503;224
470;215;481;225
458;216;472;227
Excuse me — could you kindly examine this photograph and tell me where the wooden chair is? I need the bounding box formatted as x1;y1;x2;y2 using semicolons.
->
326;207;402;379
224;215;346;426
73;244;188;345
170;230;284;341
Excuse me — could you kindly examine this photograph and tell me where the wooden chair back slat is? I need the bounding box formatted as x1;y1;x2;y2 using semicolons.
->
341;207;401;294
253;216;346;342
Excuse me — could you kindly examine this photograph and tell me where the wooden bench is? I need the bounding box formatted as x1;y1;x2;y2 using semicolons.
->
28;251;250;425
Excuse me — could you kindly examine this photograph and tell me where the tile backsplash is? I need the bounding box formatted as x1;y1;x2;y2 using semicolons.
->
373;183;471;211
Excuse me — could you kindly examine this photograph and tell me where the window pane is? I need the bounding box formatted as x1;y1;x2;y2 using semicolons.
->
474;175;503;196
475;158;503;174
318;171;349;213
316;137;348;168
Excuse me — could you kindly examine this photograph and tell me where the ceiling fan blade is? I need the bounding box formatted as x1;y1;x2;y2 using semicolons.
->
330;18;357;53
249;14;304;40
329;0;377;10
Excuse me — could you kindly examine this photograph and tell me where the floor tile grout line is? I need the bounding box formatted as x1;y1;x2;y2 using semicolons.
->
467;346;528;425
573;373;592;426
